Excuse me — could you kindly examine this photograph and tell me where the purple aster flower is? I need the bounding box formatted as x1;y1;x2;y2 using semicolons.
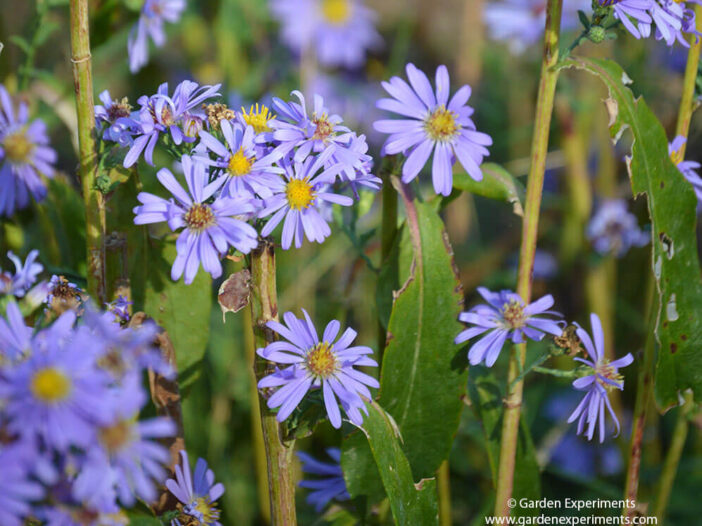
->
105;295;133;323
454;287;564;367
133;155;259;284
124;81;221;168
0;85;57;216
669;135;702;207
258;147;354;250
0;442;45;526
0;301;32;361
374;63;493;196
128;0;186;73
194;120;283;199
73;373;175;508
587;199;649;257
0;310;114;450
271;0;381;68
484;0;591;54
166;450;225;526
298;448;350;512
257;309;379;428
567;313;634;442
45;275;83;314
598;1;655;39
95;90;139;147
0;249;42;297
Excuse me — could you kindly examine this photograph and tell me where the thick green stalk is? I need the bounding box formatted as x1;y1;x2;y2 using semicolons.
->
437;460;452;526
494;0;563;517
653;393;693;524
623;274;656;518
69;0;106;302
250;240;297;526
674;4;702;148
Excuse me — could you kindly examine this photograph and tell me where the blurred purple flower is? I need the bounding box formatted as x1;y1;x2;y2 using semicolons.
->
257;309;379;428
455;287;563;367
133;155;258;284
0;85;56;216
128;0;186;73
258;147;353;249
298;448;350;512
0;301;32;361
669;135;702;207
271;0;381;68
587;199;649;257
166;450;225;526
567;313;634;442
374;63;492;196
0;442;44;526
0;249;42;297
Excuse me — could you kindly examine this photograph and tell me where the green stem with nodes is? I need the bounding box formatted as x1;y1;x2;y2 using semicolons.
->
70;0;106;303
675;4;702;148
249;240;297;526
494;0;563;517
653;392;694;525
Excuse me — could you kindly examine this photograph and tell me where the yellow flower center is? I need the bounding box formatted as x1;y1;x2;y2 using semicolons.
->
4;131;34;163
228;148;254;177
501;299;526;330
184;203;216;232
99;420;132;453
312;114;335;142
306;342;338;379
424;106;460;142
194;497;221;523
596;361;624;392
286;179;316;210
30;367;72;403
241;103;275;133
670;148;684;166
321;0;351;24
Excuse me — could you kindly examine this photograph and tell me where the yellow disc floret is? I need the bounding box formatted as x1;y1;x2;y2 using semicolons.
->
99;420;133;454
501;299;526;330
241;103;275;133
286;179;316;210
228;148;254;177
311;113;335;142
321;0;351;25
31;367;72;403
184;203;216;232
596;361;624;392
4;131;34;163
424;106;460;142
306;342;338;379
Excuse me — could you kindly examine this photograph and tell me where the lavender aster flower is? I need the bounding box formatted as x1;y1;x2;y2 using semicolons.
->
166;450;225;525
0;301;32;362
567;313;634;442
587;199;649;257
95;90;139;147
133;155;258;284
124;81;221;168
195;121;282;199
374;64;493;196
105;295;133;323
0;443;44;526
257;309;379;428
258;147;353;249
271;0;381;68
455;287;564;367
298;448;350;512
0;85;57;216
0;249;42;297
598;1;654;39
128;0;186;73
669;135;702;207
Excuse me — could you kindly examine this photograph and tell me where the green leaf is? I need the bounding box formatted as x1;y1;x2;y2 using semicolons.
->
143;240;212;389
341;401;438;526
559;57;702;411
453;163;525;216
467;367;541;517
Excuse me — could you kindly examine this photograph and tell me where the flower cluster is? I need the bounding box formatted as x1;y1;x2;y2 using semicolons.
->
256;310;379;428
271;0;382;69
587;199;649;257
127;0;186;73
0;85;56;217
374;63;492;196
0;298;175;524
599;0;702;46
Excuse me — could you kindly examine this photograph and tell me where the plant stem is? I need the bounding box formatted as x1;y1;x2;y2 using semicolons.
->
438;460;452;526
378;156;399;356
653;392;693;524
623;273;656;518
69;0;106;303
249;240;297;526
494;0;563;517
674;4;702;149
